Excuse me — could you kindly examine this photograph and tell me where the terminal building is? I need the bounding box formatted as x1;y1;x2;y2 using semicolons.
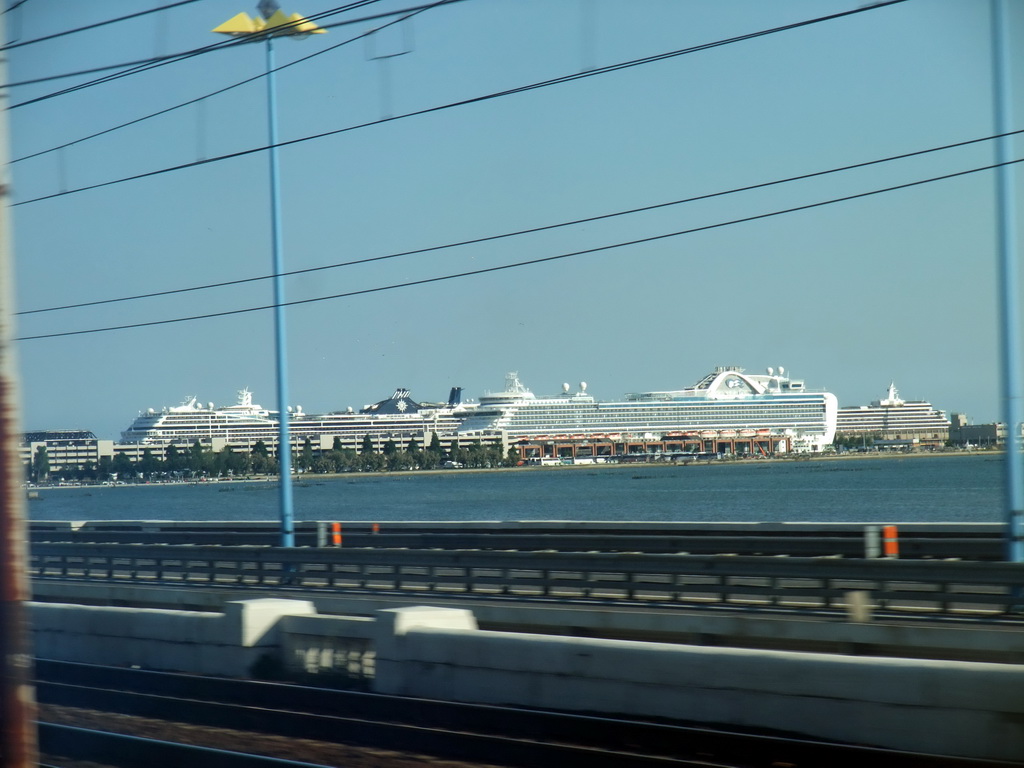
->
947;413;1007;448
835;383;950;448
21;431;114;477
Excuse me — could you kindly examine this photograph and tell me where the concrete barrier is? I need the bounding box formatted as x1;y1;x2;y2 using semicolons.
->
281;612;376;680
28;600;1024;760
372;607;1024;762
31;598;315;677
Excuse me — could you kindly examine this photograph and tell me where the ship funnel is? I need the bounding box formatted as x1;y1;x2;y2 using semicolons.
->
448;386;463;406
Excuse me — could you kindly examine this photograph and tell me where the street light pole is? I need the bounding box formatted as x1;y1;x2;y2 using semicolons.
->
991;0;1023;563
214;4;324;547
264;33;294;548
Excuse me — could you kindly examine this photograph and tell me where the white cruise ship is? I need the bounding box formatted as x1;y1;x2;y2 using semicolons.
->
458;367;839;454
121;387;470;450
836;383;950;445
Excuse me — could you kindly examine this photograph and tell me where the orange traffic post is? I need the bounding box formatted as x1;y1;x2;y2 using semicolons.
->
882;525;899;558
332;522;342;547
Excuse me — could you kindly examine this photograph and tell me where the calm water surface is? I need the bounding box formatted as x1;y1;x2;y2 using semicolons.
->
28;454;1006;524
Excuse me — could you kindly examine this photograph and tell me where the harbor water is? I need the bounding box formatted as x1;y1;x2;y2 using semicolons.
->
27;453;1005;524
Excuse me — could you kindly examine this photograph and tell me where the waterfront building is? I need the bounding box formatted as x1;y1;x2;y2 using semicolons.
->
20;431;114;477
947;414;1006;447
836;383;950;448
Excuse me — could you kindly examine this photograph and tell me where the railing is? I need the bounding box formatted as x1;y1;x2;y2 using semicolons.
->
29;543;1024;617
28;521;1006;559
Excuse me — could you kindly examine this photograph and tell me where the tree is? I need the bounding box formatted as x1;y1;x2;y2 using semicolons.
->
310;456;333;474
31;446;49;482
387;448;414;472
298;437;315;472
138;448;161;478
329;448;357;473
187;441;208;475
359;451;386;472
360;434;374;455
450;442;469;468
165;444;186;474
250;441;274;475
217;445;250;477
383;438;397;456
97;455;114;480
466;441;486;468
111;452;134;481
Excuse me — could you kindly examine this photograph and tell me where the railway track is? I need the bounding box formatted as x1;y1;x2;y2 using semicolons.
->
34;660;1009;768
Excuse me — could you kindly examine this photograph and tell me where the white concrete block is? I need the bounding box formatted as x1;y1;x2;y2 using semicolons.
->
375;606;478;695
378;606;478;637
224;598;317;647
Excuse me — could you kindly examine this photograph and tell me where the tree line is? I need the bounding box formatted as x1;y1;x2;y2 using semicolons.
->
28;434;519;483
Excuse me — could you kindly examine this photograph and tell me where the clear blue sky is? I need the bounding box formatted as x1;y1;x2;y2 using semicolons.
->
5;0;1023;439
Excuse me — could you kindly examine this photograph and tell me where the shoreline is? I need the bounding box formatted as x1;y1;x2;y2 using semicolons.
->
27;448;1001;491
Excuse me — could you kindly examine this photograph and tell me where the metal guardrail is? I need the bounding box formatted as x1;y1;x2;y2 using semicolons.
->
28;521;1007;559
29;543;1024;617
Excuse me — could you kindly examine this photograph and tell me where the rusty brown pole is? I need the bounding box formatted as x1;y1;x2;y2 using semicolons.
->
0;9;39;766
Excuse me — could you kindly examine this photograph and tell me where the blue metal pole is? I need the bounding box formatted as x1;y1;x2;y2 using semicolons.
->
992;0;1023;562
266;35;295;548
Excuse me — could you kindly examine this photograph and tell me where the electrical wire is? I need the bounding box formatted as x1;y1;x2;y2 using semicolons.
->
0;1;201;52
2;0;460;96
1;0;30;16
4;1;385;104
11;0;459;164
16;155;1022;342
16;127;1024;317
11;0;909;207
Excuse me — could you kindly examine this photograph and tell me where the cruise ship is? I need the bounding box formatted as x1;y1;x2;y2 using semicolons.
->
836;383;950;446
457;367;839;454
121;387;471;450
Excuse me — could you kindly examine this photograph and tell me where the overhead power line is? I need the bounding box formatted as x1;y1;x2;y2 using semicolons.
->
3;0;462;95
17;128;1024;318
0;0;201;52
16;155;1022;342
11;0;457;164
11;0;908;207
5;1;387;107
1;0;31;16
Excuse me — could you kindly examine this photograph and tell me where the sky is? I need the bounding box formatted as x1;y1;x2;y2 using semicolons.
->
4;0;1023;440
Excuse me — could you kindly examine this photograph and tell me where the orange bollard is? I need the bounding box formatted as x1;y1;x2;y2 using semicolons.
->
882;524;899;558
332;522;342;547
372;523;380;534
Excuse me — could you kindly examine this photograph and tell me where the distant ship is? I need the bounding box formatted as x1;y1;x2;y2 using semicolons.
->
457;367;838;453
120;387;470;449
836;383;950;445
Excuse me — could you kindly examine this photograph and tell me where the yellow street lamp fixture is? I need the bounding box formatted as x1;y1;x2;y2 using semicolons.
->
212;2;324;547
212;5;325;38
